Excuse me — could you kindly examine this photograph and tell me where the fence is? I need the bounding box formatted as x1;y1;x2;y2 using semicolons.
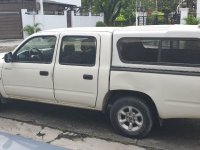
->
71;11;104;27
137;14;180;26
21;9;104;38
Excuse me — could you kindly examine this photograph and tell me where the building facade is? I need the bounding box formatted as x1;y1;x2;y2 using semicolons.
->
0;0;36;39
0;0;81;39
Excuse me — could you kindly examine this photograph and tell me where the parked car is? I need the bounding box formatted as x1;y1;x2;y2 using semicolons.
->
1;25;200;138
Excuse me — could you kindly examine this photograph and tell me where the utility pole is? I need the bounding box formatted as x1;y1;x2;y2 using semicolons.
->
156;0;158;11
197;0;200;18
136;0;138;26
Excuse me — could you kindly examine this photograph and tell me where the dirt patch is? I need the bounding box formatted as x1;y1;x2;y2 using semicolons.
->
0;46;16;53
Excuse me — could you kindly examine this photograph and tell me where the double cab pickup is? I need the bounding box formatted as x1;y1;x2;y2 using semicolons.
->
1;25;200;138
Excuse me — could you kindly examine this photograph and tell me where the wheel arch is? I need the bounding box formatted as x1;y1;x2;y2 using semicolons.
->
102;90;160;124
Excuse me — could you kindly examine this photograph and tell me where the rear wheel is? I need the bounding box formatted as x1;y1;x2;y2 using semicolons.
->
110;96;153;138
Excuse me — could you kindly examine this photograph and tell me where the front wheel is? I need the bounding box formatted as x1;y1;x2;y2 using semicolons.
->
110;96;153;138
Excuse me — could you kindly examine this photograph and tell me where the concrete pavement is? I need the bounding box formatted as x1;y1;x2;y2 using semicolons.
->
0;101;200;150
0;117;145;150
0;39;23;53
0;39;23;47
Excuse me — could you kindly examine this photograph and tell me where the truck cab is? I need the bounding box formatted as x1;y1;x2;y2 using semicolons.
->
2;28;113;109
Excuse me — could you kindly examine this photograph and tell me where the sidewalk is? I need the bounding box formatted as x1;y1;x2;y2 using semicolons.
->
0;117;145;150
0;39;23;52
0;39;23;47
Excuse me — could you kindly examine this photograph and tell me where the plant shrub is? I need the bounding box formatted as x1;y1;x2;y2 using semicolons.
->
23;23;41;35
184;16;200;25
96;21;106;27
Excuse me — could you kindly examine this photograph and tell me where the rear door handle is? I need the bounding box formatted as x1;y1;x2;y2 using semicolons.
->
4;68;12;70
83;74;93;80
40;71;49;76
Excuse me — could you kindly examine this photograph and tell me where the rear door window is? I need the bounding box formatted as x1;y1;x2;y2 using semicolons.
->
59;36;97;66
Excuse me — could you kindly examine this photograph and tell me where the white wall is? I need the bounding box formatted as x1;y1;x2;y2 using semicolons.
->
72;11;104;27
21;9;67;30
197;0;200;18
21;9;104;38
21;9;67;37
43;0;81;7
180;8;189;24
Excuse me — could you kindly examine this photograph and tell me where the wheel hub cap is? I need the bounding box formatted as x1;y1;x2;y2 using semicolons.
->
117;106;143;132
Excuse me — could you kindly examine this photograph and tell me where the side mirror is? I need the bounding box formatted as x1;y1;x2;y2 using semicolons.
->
4;52;13;63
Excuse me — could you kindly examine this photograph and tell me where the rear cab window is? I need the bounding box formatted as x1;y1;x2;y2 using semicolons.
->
117;38;159;63
117;38;200;66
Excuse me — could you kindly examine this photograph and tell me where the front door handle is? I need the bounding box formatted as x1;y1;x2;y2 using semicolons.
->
4;68;12;70
83;74;93;80
40;71;49;76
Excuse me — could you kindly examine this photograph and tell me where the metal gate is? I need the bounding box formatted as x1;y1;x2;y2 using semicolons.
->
0;11;23;39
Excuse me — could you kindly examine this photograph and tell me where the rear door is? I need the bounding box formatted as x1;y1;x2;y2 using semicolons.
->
54;33;100;107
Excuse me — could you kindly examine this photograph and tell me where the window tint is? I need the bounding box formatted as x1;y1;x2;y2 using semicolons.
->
60;36;96;66
160;39;200;64
14;36;56;63
117;38;159;63
117;38;200;66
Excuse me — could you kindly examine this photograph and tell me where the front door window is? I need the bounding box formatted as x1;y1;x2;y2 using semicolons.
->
13;36;56;64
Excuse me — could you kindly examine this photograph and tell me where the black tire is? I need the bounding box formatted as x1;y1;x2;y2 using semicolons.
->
110;96;153;138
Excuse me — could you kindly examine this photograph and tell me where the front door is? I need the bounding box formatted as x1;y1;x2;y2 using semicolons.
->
2;35;58;102
54;34;100;107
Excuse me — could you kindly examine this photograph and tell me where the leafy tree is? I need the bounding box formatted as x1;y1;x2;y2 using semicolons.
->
157;0;179;14
120;0;135;25
115;13;126;22
102;0;124;25
185;0;196;14
82;0;181;26
81;0;94;12
23;23;41;35
82;0;124;26
114;13;127;26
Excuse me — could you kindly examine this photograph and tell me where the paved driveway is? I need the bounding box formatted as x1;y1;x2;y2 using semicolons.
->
0;39;22;53
0;101;199;150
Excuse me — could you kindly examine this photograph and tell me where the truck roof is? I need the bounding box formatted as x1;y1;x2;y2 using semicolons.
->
43;27;119;33
119;25;200;33
38;25;200;38
113;25;200;38
42;25;200;33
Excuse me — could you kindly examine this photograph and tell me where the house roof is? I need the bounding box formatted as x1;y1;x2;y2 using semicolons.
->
43;0;81;7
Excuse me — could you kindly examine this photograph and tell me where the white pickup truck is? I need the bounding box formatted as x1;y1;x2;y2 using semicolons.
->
1;25;200;138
